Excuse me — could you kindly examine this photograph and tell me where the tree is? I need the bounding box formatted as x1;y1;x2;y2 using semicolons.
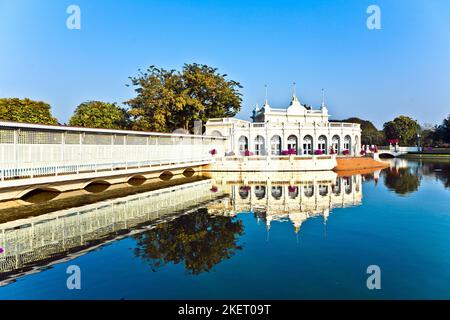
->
69;101;130;129
0;98;58;125
126;63;242;132
339;117;385;145
383;167;421;195
133;208;244;275
383;116;421;145
435;114;450;143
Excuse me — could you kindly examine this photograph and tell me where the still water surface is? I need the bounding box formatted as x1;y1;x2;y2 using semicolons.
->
0;158;449;299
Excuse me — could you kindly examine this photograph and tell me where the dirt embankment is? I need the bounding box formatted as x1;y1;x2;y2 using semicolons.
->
334;157;389;172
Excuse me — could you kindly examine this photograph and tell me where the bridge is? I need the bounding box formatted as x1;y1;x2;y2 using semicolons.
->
0;121;226;201
371;146;420;158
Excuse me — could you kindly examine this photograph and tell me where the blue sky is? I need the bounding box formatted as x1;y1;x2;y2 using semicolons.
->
0;0;449;128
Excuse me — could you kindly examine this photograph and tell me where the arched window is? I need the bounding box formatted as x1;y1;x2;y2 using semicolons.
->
271;186;283;200
332;135;340;154
287;135;298;154
344;135;351;153
255;186;266;200
318;135;327;154
255;136;265;155
303;135;313;155
270;135;282;155
238;136;248;155
304;184;314;197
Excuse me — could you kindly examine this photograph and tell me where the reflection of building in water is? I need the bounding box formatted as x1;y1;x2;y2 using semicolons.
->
210;171;362;233
0;180;224;285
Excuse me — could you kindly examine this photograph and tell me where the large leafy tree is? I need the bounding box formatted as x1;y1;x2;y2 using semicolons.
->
69;101;130;129
126;63;242;132
383;116;421;145
0;98;58;125
133;208;244;275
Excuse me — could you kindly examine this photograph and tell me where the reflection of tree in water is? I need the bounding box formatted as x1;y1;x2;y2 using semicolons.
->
436;169;450;189
383;167;421;195
133;208;244;275
421;161;450;189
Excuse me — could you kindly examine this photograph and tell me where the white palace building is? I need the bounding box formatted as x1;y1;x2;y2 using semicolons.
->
205;90;361;158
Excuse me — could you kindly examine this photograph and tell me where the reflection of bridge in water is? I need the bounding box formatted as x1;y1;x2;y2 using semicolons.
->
0;171;365;284
0;179;224;285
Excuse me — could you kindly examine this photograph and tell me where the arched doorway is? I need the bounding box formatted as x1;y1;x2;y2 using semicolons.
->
271;186;283;200
287;135;298;154
304;184;314;197
302;135;313;155
319;184;329;196
238;136;248;155
318;135;327;154
344;135;351;154
288;186;298;199
255;186;266;200
344;177;352;194
332;135;340;154
270;135;282;155
254;136;265;155
239;186;249;199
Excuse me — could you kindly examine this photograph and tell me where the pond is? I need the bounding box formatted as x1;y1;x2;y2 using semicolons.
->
0;158;449;299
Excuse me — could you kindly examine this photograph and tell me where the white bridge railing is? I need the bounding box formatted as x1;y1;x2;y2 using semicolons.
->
0;121;226;181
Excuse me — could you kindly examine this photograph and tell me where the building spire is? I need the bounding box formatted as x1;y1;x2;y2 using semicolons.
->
321;88;325;108
264;84;268;106
291;82;300;104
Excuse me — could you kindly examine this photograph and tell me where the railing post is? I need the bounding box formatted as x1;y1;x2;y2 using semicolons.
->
125;135;128;170
13;128;18;172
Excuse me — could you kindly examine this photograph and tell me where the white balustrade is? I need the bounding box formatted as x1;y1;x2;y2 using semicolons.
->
0;121;226;181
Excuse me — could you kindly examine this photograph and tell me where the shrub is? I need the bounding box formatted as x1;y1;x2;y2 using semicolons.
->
314;150;323;155
342;149;350;155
